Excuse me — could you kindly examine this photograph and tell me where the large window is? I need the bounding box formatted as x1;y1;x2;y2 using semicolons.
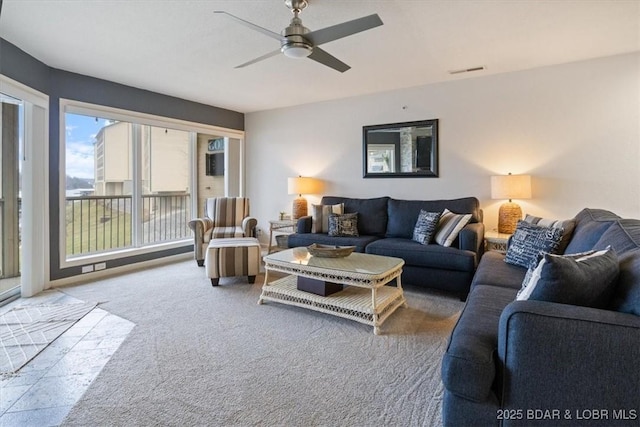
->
62;102;244;264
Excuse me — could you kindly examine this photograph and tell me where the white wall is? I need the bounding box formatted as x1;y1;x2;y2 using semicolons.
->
246;53;640;242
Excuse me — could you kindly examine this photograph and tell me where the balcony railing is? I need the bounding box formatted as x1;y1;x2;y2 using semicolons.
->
65;193;191;257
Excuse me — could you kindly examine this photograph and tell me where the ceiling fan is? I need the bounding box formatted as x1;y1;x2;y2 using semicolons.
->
214;0;383;73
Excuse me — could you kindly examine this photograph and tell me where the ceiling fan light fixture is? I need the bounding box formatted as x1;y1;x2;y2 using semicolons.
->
281;43;312;58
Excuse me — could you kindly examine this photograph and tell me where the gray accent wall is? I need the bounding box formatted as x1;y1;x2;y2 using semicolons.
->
1;38;245;280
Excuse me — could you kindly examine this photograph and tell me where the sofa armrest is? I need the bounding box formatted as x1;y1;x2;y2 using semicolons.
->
296;216;313;233
498;300;640;423
242;216;257;237
458;222;485;258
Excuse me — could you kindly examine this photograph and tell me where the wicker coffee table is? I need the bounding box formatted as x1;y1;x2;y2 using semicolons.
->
258;248;406;334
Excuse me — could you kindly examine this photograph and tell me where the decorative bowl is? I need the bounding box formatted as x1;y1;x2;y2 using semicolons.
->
307;243;356;258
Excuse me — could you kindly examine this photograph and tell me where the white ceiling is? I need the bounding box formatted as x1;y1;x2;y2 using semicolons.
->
1;0;639;113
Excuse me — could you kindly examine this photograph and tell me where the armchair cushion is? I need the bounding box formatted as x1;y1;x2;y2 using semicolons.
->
206;197;250;227
211;226;246;239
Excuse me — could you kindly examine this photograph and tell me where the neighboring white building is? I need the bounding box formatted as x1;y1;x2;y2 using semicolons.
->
94;122;190;196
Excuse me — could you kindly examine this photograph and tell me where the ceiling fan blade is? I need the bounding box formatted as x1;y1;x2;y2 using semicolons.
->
235;49;281;69
308;47;350;73
214;11;282;41
306;14;383;46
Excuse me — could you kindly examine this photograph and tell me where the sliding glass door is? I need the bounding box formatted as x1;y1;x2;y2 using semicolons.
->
0;93;23;301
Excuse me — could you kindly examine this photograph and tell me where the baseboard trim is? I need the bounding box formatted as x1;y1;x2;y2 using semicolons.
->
49;252;193;288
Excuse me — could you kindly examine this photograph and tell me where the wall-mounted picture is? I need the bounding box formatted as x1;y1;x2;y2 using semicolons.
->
363;119;438;178
205;152;224;176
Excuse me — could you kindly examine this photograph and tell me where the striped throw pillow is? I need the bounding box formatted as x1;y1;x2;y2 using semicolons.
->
434;209;472;247
311;203;344;233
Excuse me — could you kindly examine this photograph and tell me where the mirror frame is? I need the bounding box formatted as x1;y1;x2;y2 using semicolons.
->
362;119;439;178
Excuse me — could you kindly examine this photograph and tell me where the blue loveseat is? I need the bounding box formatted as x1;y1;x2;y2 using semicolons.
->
442;208;640;426
287;196;484;297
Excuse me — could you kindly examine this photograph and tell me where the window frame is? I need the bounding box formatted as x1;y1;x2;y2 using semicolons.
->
59;99;245;268
0;75;50;297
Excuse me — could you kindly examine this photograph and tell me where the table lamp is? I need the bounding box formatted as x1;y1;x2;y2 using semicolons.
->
491;173;532;234
287;176;323;219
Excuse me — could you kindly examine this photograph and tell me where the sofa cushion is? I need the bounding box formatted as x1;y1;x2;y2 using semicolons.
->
328;213;359;237
472;251;526;291
517;247;619;308
311;203;343;233
441;284;518;402
286;232;380;253
524;214;576;254
610;248;640;316
412;210;441;245
321;196;389;237
592;219;640;255
435;209;472;247
366;238;476;272
564;208;620;254
386;197;481;238
505;221;564;268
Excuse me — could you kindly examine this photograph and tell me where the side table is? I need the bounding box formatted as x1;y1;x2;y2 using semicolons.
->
267;219;297;254
485;230;511;253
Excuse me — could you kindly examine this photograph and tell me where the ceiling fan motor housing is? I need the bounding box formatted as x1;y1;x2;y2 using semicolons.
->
280;16;313;58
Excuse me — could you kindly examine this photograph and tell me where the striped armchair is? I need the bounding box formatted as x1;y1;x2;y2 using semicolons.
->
188;197;257;266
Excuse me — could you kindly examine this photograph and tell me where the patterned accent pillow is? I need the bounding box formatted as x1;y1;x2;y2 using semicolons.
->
412;210;441;245
311;203;344;233
505;221;564;268
328;213;359;237
434;209;472;247
517;247;619;308
524;214;576;254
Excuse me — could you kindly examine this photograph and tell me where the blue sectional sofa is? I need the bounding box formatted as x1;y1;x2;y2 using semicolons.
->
287;196;484;298
442;208;640;426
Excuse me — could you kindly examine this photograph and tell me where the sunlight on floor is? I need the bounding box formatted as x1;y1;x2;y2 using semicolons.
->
0;290;134;426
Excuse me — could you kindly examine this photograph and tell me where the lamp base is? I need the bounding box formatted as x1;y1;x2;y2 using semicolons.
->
292;196;308;220
498;202;522;234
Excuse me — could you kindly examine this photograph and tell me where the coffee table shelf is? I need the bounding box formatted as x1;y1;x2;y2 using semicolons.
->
260;276;405;332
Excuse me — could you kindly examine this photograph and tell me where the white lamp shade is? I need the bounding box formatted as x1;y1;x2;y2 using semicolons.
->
491;174;532;200
287;177;323;195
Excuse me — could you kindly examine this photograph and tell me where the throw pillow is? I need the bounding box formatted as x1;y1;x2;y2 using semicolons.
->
517;249;596;300
311;203;344;233
504;221;564;268
524;214;576;254
328;213;359;237
412;210;441;245
434;209;472;247
517;247;619;308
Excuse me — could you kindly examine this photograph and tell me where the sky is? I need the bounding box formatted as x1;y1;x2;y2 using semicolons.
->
65;113;109;180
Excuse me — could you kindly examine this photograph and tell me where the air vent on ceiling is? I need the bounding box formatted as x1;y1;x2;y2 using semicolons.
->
448;66;486;75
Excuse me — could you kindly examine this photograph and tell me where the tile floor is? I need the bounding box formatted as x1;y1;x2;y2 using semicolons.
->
0;290;134;427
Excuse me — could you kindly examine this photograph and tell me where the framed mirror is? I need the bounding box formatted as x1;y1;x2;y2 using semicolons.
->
363;119;438;178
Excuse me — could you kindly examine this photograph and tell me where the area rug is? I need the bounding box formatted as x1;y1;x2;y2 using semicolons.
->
59;260;464;426
0;302;97;373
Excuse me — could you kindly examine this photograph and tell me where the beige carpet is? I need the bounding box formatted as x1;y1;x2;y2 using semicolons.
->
59;260;463;426
0;302;97;374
